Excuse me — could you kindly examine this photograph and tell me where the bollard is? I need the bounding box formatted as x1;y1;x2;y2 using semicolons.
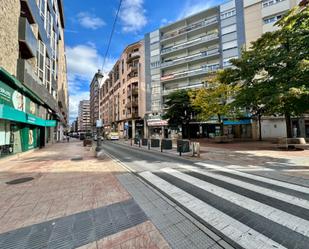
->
178;143;182;156
160;140;163;152
148;140;150;150
131;139;133;146
139;139;141;148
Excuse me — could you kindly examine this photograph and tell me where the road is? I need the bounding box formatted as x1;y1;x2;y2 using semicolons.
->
102;141;309;249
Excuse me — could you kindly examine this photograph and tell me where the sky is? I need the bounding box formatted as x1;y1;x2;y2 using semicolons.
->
64;0;226;123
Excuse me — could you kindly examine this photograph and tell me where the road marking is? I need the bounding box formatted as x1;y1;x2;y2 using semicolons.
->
195;162;309;195
161;167;309;237
140;171;286;249
176;164;309;210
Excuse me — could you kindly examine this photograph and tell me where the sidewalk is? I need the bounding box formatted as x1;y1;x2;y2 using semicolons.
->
118;139;309;179
0;140;170;248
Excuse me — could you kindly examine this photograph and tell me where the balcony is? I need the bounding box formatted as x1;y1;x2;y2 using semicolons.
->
161;48;220;69
20;0;52;58
17;58;58;113
162;82;204;96
126;100;138;108
127;112;139;119
132;88;138;96
161;16;218;41
161;64;220;83
126;52;140;63
161;33;219;55
19;17;37;58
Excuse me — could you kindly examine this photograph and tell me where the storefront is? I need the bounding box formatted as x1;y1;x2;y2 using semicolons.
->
0;68;57;157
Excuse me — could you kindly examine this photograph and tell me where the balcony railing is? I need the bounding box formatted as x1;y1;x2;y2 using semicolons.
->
161;16;218;40
161;48;219;68
161;64;220;82
161;33;219;55
162;82;204;95
126;52;140;63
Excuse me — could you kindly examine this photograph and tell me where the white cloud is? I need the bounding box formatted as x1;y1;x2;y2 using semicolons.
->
119;0;147;33
66;44;115;121
177;0;218;19
77;12;106;30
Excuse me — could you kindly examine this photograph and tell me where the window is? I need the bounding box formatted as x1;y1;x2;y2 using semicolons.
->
262;0;285;8
37;40;45;84
39;0;46;20
121;59;124;74
151;61;160;68
222;40;238;50
263;14;282;24
221;9;236;20
45;56;51;92
221;24;237;35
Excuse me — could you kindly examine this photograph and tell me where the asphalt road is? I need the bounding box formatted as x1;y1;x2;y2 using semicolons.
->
102;141;309;249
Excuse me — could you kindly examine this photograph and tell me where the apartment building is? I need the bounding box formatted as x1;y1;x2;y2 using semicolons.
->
0;0;68;157
90;69;103;132
243;0;308;139
99;41;146;139
144;0;246;138
78;100;90;132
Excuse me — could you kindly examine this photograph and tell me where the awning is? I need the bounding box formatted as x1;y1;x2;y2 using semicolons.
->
0;104;57;127
0;67;44;105
223;119;252;125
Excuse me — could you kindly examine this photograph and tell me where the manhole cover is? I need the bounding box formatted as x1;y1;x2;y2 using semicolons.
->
6;177;34;185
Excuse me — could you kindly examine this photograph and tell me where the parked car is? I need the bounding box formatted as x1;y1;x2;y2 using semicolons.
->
107;132;119;140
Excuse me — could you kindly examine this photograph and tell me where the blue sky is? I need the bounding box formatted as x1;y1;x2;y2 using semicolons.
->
64;0;225;123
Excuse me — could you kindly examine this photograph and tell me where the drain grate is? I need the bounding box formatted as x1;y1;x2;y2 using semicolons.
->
6;177;34;185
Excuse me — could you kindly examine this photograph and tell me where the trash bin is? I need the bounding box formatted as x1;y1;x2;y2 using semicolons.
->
151;139;160;147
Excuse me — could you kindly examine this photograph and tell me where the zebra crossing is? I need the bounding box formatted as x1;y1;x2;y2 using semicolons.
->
139;163;309;249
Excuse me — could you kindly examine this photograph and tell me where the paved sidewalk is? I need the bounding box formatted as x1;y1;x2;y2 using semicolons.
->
0;140;170;248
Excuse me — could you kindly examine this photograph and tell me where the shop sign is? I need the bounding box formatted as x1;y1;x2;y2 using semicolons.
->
147;120;168;127
0;81;23;111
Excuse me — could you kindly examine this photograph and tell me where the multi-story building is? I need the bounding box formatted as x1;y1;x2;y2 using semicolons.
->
90;70;103;133
78;100;90;132
144;0;246;138
70;117;78;133
0;0;68;157
243;0;308;139
99;41;146;139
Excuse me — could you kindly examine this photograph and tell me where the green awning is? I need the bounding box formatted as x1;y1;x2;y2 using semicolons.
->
0;67;44;105
0;104;57;127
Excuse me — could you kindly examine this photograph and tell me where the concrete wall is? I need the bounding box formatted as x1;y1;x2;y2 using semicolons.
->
244;1;262;48
0;0;20;76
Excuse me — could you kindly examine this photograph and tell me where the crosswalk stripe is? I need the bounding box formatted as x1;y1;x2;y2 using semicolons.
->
176;164;309;210
195;162;309;195
161;167;309;237
140;171;286;249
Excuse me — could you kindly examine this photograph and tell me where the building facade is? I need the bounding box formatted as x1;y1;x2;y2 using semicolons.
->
0;0;68;157
243;0;307;139
90;70;103;133
99;41;146;139
144;0;246;138
78;100;90;132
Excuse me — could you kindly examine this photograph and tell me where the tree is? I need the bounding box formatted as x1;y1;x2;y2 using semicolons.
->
189;74;239;135
163;89;194;138
217;5;309;138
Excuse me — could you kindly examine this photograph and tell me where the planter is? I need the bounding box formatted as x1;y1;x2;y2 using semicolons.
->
161;139;172;150
151;139;160;147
